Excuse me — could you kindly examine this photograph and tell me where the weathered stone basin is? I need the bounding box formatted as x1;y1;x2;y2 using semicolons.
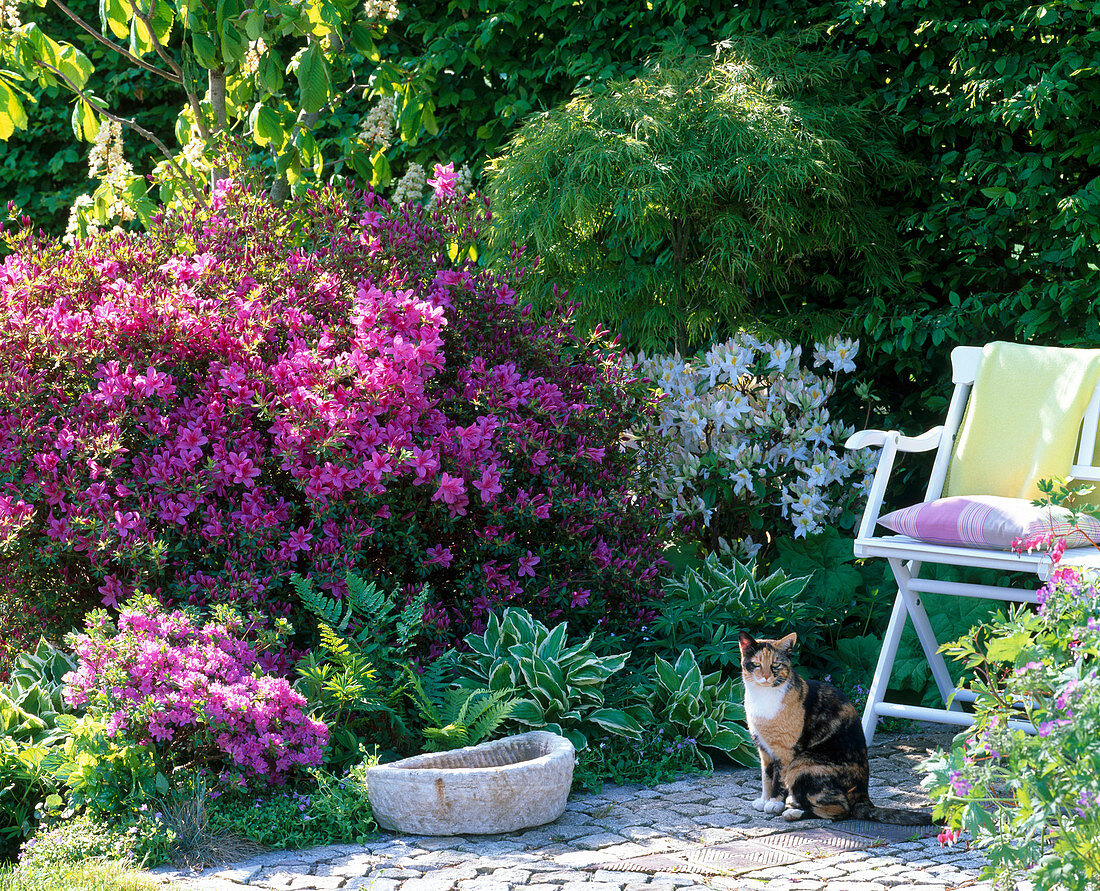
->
366;731;575;835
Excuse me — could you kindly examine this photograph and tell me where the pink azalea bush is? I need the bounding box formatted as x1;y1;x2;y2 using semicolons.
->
0;175;664;654
63;603;328;786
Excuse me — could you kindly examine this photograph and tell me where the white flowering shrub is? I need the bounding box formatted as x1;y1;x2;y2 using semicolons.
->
633;335;877;559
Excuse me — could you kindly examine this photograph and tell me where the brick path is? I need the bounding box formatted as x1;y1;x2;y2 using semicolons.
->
153;732;990;891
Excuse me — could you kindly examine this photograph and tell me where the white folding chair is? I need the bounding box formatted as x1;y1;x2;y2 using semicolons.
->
846;345;1100;744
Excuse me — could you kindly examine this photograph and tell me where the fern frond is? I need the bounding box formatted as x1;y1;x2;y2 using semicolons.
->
397;584;430;650
346;574;388;625
292;572;356;632
317;623;352;661
468;690;516;745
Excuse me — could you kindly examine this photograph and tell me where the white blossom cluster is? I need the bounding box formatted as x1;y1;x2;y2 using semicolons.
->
181;134;210;173
358;95;395;150
1;0;20;31
634;334;876;557
363;0;398;20
243;38;267;77
63;194;97;246
391;161;426;206
88;121;137;223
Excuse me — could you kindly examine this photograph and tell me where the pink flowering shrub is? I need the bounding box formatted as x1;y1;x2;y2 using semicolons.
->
0;175;664;652
63;603;328;786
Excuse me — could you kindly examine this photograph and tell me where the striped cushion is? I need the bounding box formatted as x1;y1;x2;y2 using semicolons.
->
877;495;1100;550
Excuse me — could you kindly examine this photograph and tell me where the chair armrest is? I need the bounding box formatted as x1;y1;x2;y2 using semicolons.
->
845;426;944;453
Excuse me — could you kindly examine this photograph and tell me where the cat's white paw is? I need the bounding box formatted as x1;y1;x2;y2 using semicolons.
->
763;798;786;815
752;796;768;811
782;807;805;822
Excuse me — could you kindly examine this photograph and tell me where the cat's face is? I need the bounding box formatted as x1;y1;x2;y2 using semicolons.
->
738;632;797;688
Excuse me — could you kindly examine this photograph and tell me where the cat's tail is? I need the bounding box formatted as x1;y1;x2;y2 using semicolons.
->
850;801;935;825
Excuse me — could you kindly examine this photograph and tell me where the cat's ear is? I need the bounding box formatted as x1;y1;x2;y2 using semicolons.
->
738;631;756;654
776;632;797;653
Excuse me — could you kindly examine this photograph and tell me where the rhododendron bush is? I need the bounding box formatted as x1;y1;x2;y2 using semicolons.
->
63;603;328;787
0;177;664;651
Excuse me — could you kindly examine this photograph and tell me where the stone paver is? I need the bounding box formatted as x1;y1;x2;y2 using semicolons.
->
152;733;993;891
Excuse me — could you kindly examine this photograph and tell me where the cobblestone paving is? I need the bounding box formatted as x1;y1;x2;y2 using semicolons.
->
153;733;990;891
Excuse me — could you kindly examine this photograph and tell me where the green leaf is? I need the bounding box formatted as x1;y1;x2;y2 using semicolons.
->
99;0;131;39
70;98;99;142
220;20;246;64
296;43;330;114
258;50;283;93
250;104;285;149
986;632;1031;664
369;149;391;188
192;33;219;68
588;707;642;737
295;130;322;178
509;698;544;726
245;8;264;39
0;80;27;139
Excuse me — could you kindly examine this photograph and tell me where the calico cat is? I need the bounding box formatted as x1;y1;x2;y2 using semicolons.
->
739;631;933;825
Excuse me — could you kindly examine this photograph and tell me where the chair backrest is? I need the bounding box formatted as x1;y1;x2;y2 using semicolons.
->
924;345;1100;501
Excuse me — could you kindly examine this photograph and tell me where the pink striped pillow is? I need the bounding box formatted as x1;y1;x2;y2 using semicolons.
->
877;495;1100;550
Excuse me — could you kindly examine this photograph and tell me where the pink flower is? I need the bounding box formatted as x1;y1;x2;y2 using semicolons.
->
570;589;591;608
937;828;960;847
432;473;466;506
472;466;503;503
427;162;458;198
517;550;540;578
425;545;453;568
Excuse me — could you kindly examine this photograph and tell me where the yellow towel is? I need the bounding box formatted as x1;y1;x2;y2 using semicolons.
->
945;342;1100;499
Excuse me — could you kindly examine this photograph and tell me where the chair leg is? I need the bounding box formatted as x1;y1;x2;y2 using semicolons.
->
862;586;908;746
893;559;962;712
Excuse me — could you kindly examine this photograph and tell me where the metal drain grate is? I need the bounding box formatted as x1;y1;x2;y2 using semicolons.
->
594;840;805;876
751;827;877;856
591;822;934;877
831;819;938;840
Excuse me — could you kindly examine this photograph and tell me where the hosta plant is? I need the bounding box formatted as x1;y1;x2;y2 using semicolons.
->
923;562;1100;891
649;553;812;674
648;649;755;769
459;608;644;751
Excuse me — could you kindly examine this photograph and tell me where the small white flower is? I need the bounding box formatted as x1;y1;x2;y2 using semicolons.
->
825;337;859;374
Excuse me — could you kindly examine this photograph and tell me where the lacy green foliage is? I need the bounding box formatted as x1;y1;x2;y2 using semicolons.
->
459;608;643;751
571;727;704;795
291;572;428;670
206;759;377;851
648;553;812;674
293;572;431;764
710;1;1100;429
403;664;515;752
923;566;1100;891
648;650;755;769
486;39;912;352
393;0;744;172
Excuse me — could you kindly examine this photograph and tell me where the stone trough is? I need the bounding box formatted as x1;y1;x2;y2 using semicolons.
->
366;730;575;835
